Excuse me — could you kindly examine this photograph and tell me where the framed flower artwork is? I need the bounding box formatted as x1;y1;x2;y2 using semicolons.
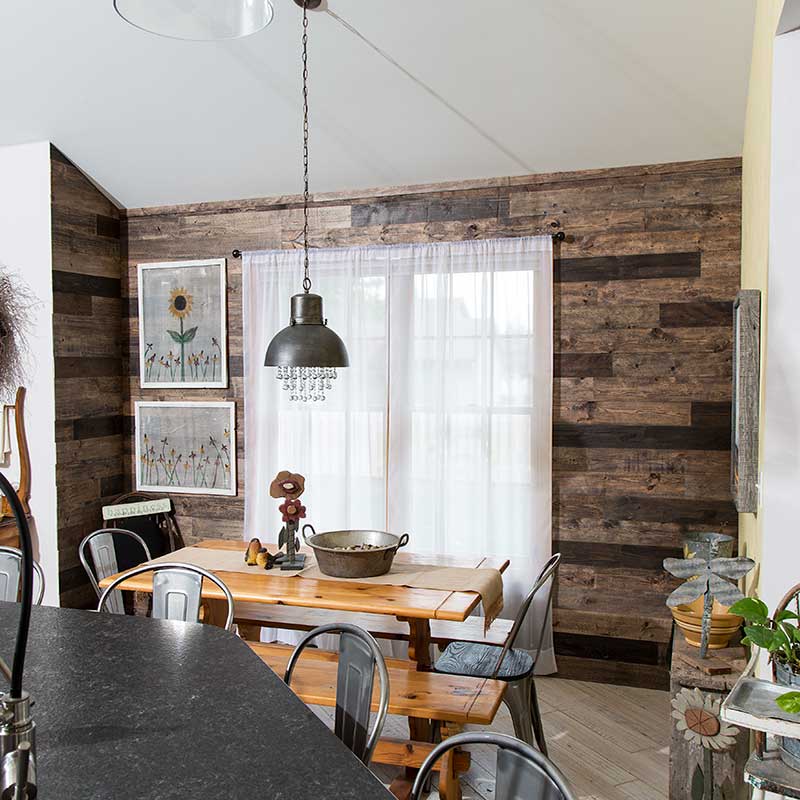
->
137;259;227;388
135;401;237;496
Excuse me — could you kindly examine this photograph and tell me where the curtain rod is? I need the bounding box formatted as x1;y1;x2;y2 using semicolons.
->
231;231;565;259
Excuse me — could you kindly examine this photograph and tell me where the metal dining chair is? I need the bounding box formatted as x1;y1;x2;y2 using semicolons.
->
411;731;577;800
97;563;235;632
79;528;153;614
434;553;561;754
0;546;45;605
283;623;390;765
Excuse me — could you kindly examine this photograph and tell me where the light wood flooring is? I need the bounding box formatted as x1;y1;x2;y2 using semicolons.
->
311;677;670;799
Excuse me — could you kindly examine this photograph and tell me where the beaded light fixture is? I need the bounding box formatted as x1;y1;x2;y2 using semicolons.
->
264;0;349;402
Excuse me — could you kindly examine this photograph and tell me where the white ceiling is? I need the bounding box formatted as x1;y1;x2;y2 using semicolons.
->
0;0;755;209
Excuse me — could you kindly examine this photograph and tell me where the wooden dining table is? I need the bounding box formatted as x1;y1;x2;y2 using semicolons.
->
100;538;510;747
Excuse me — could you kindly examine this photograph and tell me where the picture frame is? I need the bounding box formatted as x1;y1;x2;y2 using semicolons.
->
731;289;761;513
134;401;237;496
137;259;227;389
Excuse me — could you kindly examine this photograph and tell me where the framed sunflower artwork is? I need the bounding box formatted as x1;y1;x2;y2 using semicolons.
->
135;401;237;496
137;259;228;388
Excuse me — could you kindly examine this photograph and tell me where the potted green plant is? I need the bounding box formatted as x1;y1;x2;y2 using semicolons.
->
729;596;800;769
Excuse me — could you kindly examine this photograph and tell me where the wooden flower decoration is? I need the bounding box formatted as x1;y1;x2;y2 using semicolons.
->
269;470;305;500
278;498;306;523
664;555;755;657
672;688;739;751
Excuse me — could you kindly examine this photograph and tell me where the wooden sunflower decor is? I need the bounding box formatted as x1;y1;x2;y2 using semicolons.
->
0;265;34;402
664;552;755;658
672;687;740;800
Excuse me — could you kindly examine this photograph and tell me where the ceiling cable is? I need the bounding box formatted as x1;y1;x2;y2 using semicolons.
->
325;9;533;173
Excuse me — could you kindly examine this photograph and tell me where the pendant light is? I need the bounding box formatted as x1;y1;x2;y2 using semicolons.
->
113;0;274;41
264;0;349;403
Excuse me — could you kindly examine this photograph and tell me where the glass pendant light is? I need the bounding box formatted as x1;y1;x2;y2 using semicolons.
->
113;0;274;41
264;0;349;403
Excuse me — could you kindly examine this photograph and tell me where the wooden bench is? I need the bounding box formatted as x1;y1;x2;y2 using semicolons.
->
236;602;514;648
249;641;507;800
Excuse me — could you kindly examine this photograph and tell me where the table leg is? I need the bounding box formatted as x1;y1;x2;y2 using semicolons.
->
397;617;436;794
202;598;231;629
237;622;262;642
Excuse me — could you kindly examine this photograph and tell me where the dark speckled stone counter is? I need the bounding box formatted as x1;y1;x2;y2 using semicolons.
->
0;602;392;799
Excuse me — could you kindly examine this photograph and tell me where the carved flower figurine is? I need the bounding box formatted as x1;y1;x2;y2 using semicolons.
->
270;470;305;500
671;688;739;751
279;498;306;523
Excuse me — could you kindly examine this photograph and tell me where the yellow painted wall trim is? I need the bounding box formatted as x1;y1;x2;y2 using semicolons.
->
738;0;785;595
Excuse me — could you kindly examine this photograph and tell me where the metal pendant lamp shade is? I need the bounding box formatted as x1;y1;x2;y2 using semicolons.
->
113;0;274;40
266;293;349;402
264;0;348;402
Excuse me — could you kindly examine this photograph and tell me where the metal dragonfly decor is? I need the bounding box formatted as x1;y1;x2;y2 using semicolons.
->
664;548;755;659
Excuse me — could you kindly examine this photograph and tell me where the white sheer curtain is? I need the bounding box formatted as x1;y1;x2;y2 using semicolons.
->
243;236;555;672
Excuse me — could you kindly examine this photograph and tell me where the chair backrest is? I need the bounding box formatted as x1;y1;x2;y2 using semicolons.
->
96;562;235;631
283;623;390;765
493;553;561;679
411;731;576;800
79;528;153;614
106;491;183;557
0;546;44;605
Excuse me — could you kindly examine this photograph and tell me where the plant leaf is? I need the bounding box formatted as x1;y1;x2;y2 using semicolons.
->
182;326;198;343
776;691;800;714
729;597;769;623
167;329;183;344
744;625;779;651
776;609;800;623
691;763;705;800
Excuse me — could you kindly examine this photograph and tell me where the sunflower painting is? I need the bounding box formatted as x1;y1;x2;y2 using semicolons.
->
138;259;227;388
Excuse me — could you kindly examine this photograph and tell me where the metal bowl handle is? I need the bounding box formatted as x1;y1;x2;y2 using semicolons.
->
302;524;316;544
385;532;410;560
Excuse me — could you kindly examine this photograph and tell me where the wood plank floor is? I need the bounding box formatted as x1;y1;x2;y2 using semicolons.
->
311;677;670;799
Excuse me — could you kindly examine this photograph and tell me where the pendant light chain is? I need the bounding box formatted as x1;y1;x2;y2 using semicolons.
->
301;0;312;293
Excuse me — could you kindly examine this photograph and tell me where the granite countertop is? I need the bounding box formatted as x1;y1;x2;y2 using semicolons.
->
0;602;392;799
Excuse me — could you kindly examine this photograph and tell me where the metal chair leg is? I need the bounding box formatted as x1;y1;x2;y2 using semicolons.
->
530;678;548;756
502;676;534;747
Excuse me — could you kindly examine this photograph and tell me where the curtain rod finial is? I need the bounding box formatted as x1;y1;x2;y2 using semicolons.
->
232;249;242;259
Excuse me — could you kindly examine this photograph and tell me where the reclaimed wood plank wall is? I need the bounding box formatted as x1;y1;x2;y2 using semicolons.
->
50;146;125;608
120;157;741;688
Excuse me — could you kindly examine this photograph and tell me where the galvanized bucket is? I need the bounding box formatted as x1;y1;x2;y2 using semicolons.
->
301;525;410;578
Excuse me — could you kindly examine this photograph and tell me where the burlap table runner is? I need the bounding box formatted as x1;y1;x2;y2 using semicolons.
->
147;546;503;631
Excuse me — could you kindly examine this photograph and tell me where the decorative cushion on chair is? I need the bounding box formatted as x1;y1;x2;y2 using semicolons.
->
434;641;534;681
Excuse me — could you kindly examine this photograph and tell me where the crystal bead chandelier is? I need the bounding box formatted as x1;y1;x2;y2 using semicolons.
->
263;0;349;402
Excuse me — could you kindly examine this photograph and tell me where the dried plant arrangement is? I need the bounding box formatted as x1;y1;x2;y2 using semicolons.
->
0;265;34;401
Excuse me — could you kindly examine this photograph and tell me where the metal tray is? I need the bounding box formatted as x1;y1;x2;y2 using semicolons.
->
722;676;800;736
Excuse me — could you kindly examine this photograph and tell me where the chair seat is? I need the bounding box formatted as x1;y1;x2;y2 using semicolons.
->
434;641;534;681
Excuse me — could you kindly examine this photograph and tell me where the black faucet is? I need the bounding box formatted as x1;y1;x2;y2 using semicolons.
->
0;470;36;799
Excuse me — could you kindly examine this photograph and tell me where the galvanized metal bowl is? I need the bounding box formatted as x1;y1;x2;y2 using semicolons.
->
302;525;410;578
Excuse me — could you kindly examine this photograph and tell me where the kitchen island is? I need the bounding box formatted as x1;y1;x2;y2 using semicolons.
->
0;602;392;799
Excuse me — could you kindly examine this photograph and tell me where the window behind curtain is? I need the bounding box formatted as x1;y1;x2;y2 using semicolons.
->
243;236;554;667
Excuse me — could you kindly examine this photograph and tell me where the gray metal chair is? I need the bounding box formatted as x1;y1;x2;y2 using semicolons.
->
0;546;45;605
97;562;235;631
284;623;390;765
79;528;152;615
434;553;561;754
411;731;576;800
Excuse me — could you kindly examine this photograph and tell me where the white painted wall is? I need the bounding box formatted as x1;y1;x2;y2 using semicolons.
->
0;141;59;605
761;28;800;621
